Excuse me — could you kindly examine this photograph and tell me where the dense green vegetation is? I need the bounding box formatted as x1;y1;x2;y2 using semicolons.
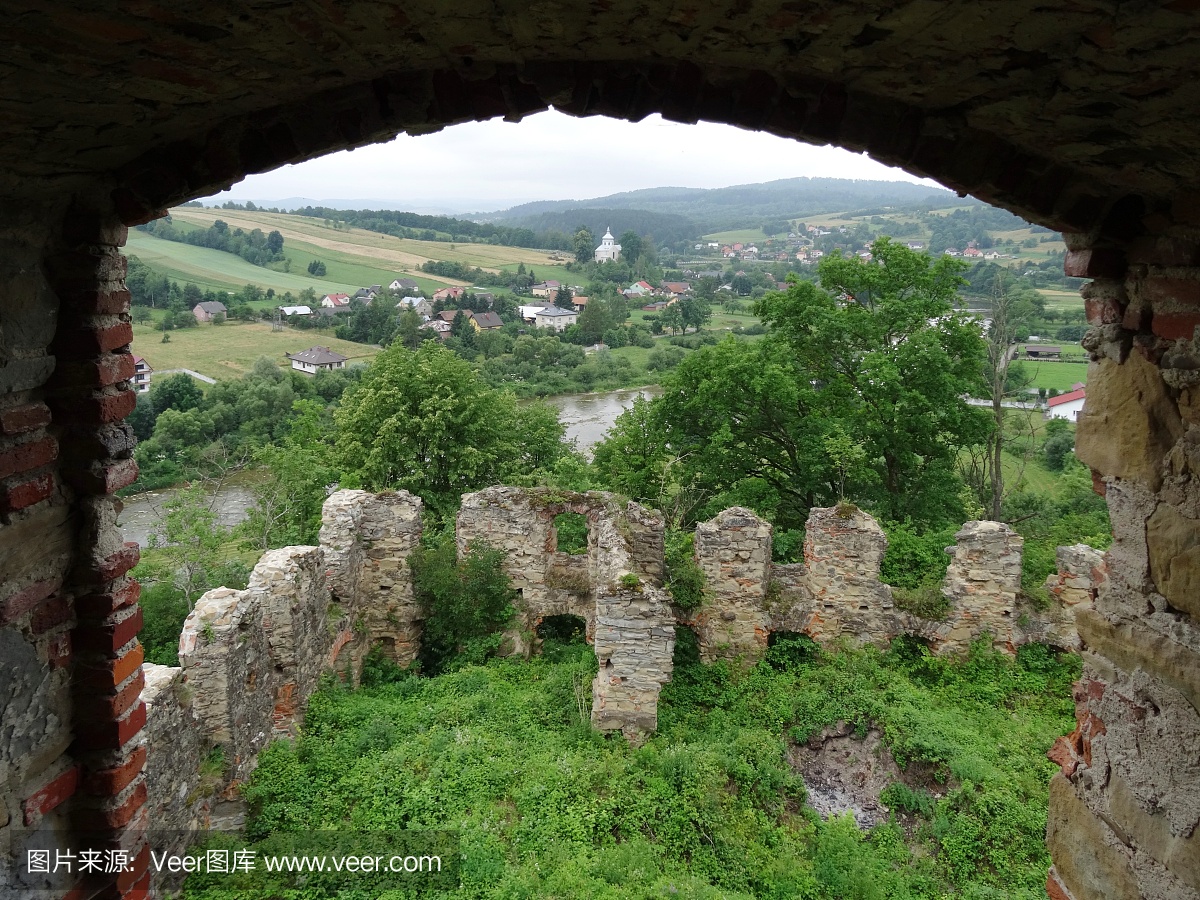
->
138;217;286;267
136;237;1102;899
182;632;1077;899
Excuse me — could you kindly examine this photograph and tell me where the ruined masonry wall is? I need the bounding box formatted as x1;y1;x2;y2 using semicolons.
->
691;505;1095;665
1041;241;1200;900
457;487;674;737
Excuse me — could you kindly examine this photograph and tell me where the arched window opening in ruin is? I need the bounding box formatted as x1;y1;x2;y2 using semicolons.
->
552;512;589;556
536;614;589;647
7;11;1200;900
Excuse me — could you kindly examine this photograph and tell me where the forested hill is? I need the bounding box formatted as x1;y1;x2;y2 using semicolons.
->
493;208;700;247
486;177;959;233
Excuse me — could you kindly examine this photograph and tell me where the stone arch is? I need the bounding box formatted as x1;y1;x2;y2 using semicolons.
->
4;7;1200;899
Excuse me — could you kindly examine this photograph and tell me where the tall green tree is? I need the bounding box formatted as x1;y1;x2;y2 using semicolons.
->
572;226;595;264
333;343;569;516
755;237;990;524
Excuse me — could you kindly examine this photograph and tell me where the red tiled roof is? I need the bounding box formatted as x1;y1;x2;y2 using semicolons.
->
1048;388;1086;407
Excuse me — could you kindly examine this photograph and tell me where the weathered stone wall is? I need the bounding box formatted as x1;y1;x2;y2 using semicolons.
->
457;487;674;737
933;521;1024;654
690;505;1094;666
319;489;423;668
1042;241;1200;900
688;507;773;663
1;203;152;897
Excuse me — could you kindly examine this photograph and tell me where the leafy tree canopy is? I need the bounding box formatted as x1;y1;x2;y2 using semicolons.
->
333;343;570;517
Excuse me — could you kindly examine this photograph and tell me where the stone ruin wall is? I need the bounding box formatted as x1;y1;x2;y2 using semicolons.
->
140;490;424;840
132;485;1110;882
455;487;674;738
685;505;1105;665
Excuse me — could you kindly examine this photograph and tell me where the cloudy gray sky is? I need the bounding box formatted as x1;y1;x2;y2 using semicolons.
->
208;110;938;214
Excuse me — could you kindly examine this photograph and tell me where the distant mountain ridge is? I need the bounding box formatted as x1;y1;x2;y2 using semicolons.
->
483;177;960;234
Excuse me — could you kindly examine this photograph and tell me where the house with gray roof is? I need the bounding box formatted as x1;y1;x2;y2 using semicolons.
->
286;346;348;374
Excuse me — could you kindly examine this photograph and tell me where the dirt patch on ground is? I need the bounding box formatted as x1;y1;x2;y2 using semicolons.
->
788;723;901;828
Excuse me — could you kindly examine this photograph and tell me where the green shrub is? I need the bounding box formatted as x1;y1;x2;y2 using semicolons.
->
139;581;190;666
881;521;959;589
412;533;518;674
893;583;952;620
664;529;706;610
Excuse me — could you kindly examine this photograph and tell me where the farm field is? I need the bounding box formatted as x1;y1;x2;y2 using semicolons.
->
702;228;775;243
1021;360;1090;392
132;321;378;382
1037;288;1082;312
170;206;563;274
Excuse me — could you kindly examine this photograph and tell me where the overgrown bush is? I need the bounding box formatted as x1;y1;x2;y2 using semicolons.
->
880;521;959;589
412;534;518;674
664;529;706;610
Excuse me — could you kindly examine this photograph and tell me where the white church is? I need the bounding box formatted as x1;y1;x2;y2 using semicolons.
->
594;227;621;263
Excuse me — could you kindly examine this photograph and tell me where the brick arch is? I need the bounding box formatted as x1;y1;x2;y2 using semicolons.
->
111;60;1125;239
4;5;1200;899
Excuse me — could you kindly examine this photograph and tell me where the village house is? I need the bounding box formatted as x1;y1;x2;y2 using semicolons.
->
278;305;312;317
436;309;474;324
533;305;577;331
286;346;348;374
623;280;653;298
131;356;152;393
1047;388;1086;422
428;319;453;340
530;280;561;299
321;292;351;307
395;296;432;317
660;281;691;297
518;302;550;322
471;311;504;331
351;286;382;302
432;286;467;303
389;277;420;293
192;300;227;323
570;295;589;309
594;228;621;262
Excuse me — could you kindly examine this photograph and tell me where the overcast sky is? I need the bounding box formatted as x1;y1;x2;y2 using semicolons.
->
207;109;938;214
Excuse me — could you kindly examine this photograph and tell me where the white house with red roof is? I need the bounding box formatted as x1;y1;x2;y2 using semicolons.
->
1047;388;1086;422
320;292;351;308
131;356;152;393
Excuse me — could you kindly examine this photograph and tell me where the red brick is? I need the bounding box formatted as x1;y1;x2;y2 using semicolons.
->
1063;248;1125;279
59;287;133;316
53;388;137;425
76;579;140;619
1150;311;1200;341
1083;296;1123;326
88;846;151;900
48;632;73;669
87;542;141;583
74;779;147;830
75;607;144;656
1046;868;1076;900
74;643;144;692
22;765;80;825
0;436;59;479
75;700;146;751
66;458;140;496
54;322;134;357
1142;276;1200;308
0;402;52;435
83;745;147;796
1;473;56;513
32;595;72;634
0;577;62;625
1090;469;1107;497
54;353;137;389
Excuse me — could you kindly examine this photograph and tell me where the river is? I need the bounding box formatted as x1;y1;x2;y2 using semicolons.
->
118;385;660;546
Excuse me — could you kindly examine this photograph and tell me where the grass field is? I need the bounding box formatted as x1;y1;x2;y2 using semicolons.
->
1020;360;1090;392
132;321;379;381
1037;288;1082;312
171;207;562;274
702;228;775;243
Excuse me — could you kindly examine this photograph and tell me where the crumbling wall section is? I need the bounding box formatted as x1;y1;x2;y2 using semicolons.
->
689;507;773;663
932;521;1024;654
458;486;673;737
141;663;209;835
1045;239;1200;900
